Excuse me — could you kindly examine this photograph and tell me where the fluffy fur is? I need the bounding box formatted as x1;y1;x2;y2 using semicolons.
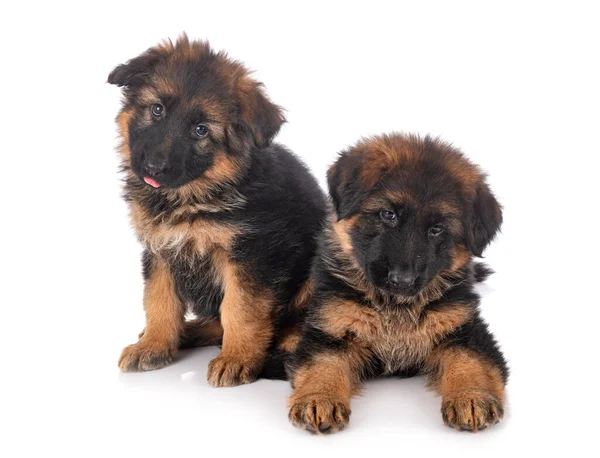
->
109;35;327;386
286;133;508;433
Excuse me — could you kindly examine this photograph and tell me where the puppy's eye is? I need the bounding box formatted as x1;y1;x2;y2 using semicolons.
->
151;103;164;117
195;124;208;138
380;210;397;222
428;225;445;236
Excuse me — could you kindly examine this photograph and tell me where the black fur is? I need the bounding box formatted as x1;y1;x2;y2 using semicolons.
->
110;36;327;381
473;262;494;283
286;134;508;433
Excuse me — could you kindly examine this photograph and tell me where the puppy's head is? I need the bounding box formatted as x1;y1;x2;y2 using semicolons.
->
328;134;502;297
108;35;284;189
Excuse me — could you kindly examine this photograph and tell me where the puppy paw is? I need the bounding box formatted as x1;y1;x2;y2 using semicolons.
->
289;394;351;434
442;388;504;432
118;341;174;372
207;355;259;387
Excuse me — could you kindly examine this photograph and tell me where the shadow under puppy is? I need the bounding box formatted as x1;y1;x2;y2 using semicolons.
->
108;35;327;386
287;133;508;433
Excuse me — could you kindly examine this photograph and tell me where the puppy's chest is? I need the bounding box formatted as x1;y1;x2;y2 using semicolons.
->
366;309;435;374
322;302;469;375
131;204;239;257
170;250;225;318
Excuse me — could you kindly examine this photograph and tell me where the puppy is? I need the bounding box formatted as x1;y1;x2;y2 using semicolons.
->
287;134;508;433
108;35;327;386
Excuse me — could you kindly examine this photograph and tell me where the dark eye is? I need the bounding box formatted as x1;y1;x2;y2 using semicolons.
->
195;124;208;138
151;103;164;117
380;210;397;222
428;225;445;236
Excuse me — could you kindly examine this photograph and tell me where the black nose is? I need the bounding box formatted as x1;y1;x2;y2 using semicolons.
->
144;158;169;177
388;269;418;288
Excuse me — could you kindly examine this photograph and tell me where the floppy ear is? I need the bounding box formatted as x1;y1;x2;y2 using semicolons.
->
466;182;503;257
236;82;285;148
107;48;163;87
327;152;369;220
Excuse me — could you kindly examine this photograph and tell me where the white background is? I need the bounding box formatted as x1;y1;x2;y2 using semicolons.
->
2;1;599;456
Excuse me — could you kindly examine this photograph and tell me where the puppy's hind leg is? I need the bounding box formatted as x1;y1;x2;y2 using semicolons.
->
179;318;223;348
139;318;223;348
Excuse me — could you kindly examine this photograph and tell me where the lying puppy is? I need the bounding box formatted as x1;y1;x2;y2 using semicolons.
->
287;134;508;432
108;35;327;386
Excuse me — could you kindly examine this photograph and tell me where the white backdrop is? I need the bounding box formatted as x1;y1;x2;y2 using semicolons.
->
2;1;598;457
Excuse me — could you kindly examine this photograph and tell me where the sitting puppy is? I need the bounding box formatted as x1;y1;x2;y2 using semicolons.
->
287;134;508;433
108;35;327;386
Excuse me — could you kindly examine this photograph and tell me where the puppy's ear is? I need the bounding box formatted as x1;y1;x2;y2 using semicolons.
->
466;182;503;257
107;48;163;87
236;82;285;148
327;153;368;220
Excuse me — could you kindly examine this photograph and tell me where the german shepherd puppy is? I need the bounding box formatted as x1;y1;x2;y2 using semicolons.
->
287;134;508;433
108;36;327;386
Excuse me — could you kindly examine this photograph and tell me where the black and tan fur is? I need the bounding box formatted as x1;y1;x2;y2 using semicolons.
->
109;36;327;386
287;134;508;433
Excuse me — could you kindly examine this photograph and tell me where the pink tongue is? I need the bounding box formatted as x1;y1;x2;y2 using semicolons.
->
143;177;161;188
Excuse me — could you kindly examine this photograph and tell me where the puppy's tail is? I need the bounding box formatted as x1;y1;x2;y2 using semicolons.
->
473;262;494;283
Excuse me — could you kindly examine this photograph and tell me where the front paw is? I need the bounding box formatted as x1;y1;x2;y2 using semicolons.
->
118;341;174;372
442;388;504;432
289;394;351;434
207;355;259;387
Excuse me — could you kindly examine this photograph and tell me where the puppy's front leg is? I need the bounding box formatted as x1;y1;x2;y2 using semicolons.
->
207;259;273;387
427;346;506;432
288;352;363;434
119;254;184;372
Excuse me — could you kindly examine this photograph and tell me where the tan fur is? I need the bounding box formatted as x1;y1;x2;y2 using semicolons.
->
206;251;274;387
380;189;414;206
360;191;415;214
186;97;227;120
288;352;363;433
116;108;134;160
129;201;240;258
180;318;224;348
427;347;505;431
119;257;184;371
236;77;284;146
277;326;303;352
290;279;313;311
449;244;471;272
199;150;244;191
290;353;361;399
428;347;505;401
319;299;473;374
332;216;357;255
444;155;482;198
433;201;460;216
137;86;162;106
152;76;178;97
357;135;418;187
336;134;485;196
